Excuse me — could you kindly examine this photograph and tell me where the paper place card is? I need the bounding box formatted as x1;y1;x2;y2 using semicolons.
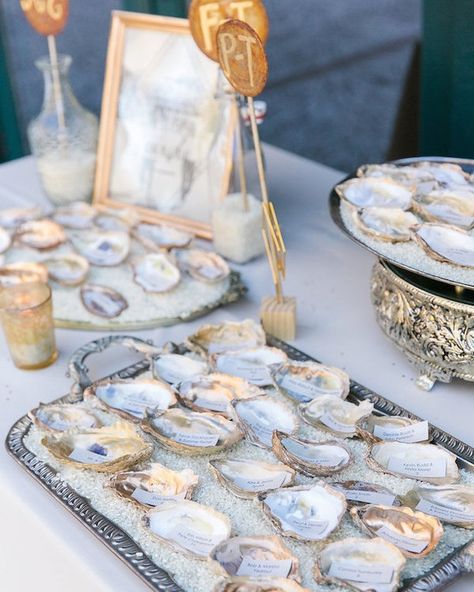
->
131;487;186;507
237;557;292;578
294;449;340;467
194;397;229;413
216;357;272;385
278;374;322;402
69;447;109;465
376;525;428;554
342;489;396;506
244;419;273;447
373;420;429;443
416;499;474;524
173;525;218;556
319;413;355;434
387;457;446;478
234;474;285;492
173;432;219;447
48;419;72;431
328;561;394;584
110;390;156;418
286;516;329;539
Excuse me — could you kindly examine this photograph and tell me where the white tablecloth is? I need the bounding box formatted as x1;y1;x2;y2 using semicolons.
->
0;147;472;591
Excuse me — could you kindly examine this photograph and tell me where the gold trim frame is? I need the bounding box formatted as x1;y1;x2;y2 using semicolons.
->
94;11;235;239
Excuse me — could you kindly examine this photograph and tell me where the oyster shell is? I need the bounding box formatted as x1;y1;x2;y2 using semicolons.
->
42;422;153;472
272;431;352;477
357;416;430;444
412;161;471;187
178;373;264;418
299;395;373;437
106;462;198;507
330;481;400;507
414;223;474;267
188;319;266;355
29;403;102;432
15;219;66;250
403;483;474;528
354;207;419;242
143;499;231;559
131;253;181;293
134;222;192;250
335;177;413;209
213;346;288;386
314;536;406;592
209;458;295;499
210;535;300;580
414;189;474;228
274;360;349;403
0;227;11;253
80;284;128;318
350;504;443;557
53;201;96;228
93;207;140;231
153;352;209;385
0;206;43;228
141;407;243;455
71;230;130;266
43;253;89;286
0;262;48;286
84;378;176;420
367;441;460;484
232;396;298;449
175;248;230;283
213;578;310;592
259;482;346;541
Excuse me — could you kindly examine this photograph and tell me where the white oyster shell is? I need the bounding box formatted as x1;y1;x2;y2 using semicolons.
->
143;499;231;559
15;219;66;250
367;441;460;484
0;206;43;228
106;462;198;507
29;403;102;432
53;201;96;228
175;248;230;283
259;482;346;541
356;416;431;444
71;230;130;266
44;253;89;286
274;360;349;403
299;395;373;437
414;189;474;228
134;222;192;250
272;431;352;477
209;458;295;499
94;207;139;231
188;319;266;355
336;177;413;209
213;577;310;592
153;353;209;385
84;378;177;420
80;284;128;318
355;207;419;242
41;422;153;472
213;346;288;386
414;223;474;267
232;396;298;449
131;253;180;292
314;536;406;592
141;407;243;455
403;483;474;528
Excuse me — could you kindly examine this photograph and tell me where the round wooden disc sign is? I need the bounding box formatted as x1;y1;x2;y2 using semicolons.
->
217;19;268;97
189;0;268;62
19;0;68;36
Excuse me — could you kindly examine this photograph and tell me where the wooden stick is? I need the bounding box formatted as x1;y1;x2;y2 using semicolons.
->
247;95;269;203
47;35;66;134
233;94;249;211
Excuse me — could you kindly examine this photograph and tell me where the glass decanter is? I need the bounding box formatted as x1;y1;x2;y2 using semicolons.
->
28;54;99;205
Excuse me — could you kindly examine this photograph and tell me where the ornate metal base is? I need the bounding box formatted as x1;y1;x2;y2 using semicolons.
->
371;259;474;391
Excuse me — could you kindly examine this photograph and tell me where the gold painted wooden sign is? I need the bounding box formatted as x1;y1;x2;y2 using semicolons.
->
189;0;268;62
19;0;68;36
217;19;268;97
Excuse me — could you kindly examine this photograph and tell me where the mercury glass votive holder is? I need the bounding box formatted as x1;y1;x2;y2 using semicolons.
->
0;282;58;370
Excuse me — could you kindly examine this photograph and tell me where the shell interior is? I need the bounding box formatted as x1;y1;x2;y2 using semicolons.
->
134;222;192;249
175;248;230;283
355;207;419;242
30;403;102;432
415;189;474;228
188;319;266;354
44;253;90;286
80;284;128;318
403;483;474;528
336;177;413;210
16;219;66;250
213;347;288;386
213;577;310;592
300;395;373;437
71;230;130;266
153;353;209;385
132;253;181;293
414;223;474;268
274;361;349;403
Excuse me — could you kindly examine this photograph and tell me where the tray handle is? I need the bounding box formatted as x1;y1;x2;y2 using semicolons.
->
67;335;161;397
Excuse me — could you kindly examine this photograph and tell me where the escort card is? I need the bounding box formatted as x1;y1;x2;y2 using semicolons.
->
174;432;219;447
216;357;272;385
328;561;394;584
387;457;447;478
342;489;396;506
373;420;429;443
319;413;355;434
278;374;322;402
69;447;108;464
376;525;428;554
234;473;285;492
286;516;329;539
244;419;273;447
416;499;474;524
131;487;186;507
237;557;292;578
173;525;218;556
194;396;229;413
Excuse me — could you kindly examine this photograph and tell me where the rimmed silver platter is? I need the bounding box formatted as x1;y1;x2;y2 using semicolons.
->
330;156;474;290
5;334;474;591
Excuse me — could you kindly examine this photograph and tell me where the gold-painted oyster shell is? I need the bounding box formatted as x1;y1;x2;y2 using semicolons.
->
403;483;474;528
29;403;102;432
299;394;373;437
187;319;266;355
15;219;66;250
71;230;130;266
274;360;349;403
0;262;48;286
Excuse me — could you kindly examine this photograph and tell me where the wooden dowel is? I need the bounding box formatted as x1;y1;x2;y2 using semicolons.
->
47;35;66;133
234;94;249;211
247;95;269;203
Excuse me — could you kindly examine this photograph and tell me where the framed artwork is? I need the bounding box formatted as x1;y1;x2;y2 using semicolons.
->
93;11;235;238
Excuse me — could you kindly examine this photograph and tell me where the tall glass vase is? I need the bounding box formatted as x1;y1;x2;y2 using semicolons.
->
28;55;99;205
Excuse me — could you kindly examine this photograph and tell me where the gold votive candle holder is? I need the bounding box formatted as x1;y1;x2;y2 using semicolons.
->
0;282;58;369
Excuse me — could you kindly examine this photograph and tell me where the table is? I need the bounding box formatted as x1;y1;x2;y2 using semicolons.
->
1;147;472;591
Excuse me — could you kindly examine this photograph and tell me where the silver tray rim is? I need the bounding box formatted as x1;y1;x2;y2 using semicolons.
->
5;335;474;592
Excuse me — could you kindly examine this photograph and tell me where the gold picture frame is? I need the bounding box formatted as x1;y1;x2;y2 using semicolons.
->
93;11;235;239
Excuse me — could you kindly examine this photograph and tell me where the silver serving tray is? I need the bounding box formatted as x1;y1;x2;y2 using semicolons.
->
5;335;474;592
